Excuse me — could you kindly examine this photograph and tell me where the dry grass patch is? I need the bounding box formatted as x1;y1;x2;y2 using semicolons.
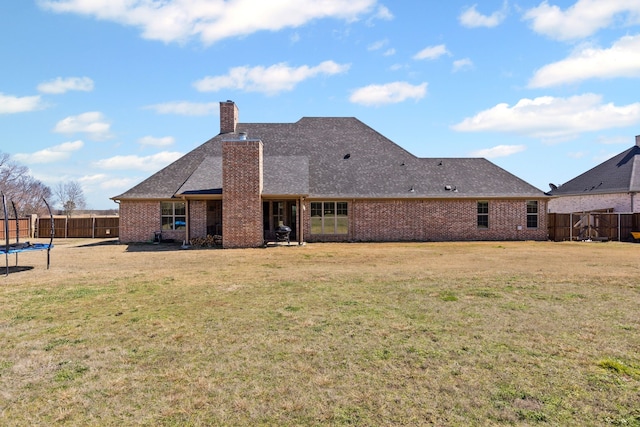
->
1;239;639;425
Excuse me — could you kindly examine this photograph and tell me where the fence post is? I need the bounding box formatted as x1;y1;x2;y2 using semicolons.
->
570;213;572;241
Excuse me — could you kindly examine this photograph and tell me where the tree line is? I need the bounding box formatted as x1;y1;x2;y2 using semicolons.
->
1;151;86;218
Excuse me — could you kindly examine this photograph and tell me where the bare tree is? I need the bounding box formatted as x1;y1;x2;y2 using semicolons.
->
0;151;53;217
54;181;87;217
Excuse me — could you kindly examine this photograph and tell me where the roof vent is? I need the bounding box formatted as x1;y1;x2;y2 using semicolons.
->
636;135;640;146
343;153;351;159
238;132;247;140
409;186;415;193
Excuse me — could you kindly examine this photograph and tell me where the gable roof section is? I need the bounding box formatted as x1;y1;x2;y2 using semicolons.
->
176;156;222;195
113;117;544;200
549;145;640;196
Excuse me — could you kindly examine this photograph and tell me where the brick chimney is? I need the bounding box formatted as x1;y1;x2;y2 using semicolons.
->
220;100;238;134
222;139;263;248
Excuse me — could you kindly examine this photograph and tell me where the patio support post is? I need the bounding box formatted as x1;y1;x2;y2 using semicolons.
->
299;196;304;245
184;197;190;245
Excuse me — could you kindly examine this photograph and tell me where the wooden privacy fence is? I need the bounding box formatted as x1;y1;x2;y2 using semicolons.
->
0;218;31;240
36;217;119;238
548;212;640;242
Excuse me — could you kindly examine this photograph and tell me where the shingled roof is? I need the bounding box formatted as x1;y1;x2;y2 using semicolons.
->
549;136;640;196
113;116;544;200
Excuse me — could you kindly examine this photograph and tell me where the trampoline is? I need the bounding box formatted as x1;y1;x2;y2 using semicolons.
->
2;193;54;276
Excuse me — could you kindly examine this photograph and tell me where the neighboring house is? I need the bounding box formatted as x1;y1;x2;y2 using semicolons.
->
548;135;640;213
112;101;548;248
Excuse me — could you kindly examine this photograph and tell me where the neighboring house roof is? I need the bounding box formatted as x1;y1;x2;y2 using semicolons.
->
549;143;640;196
113;117;545;200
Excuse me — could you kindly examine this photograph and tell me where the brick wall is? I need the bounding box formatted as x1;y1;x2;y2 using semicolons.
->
189;200;207;240
222;140;264;248
548;193;636;213
119;200;191;243
303;198;548;242
119;200;160;243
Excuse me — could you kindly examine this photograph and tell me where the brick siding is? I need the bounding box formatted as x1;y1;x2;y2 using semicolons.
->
189;200;207;240
303;199;548;242
121;197;547;244
119;200;160;243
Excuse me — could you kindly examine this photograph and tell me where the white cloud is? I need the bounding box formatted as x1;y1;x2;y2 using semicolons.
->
39;0;377;45
138;135;175;147
37;76;94;94
94;152;183;172
53;111;111;140
375;5;393;20
368;39;388;51
413;44;450;60
78;173;108;184
523;0;640;41
469;145;526;158
367;39;395;56
453;58;474;72
193;61;350;95
13;140;84;164
451;94;640;140
529;35;640;88
99;176;139;190
349;81;427;106
567;150;587;159
459;2;508;28
0;93;43;114
597;135;630;145
144;101;219;116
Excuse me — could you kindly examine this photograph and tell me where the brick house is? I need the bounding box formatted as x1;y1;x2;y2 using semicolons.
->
112;101;548;248
548;135;640;213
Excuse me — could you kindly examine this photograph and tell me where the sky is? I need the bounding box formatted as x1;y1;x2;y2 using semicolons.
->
2;0;640;210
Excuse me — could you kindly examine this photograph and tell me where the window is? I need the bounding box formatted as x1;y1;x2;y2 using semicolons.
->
161;201;186;230
477;201;489;229
273;201;284;227
527;200;538;229
310;201;348;235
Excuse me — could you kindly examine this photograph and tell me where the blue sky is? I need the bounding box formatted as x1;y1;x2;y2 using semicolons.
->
2;0;640;209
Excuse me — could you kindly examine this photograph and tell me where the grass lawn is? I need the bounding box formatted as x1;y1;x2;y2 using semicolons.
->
1;239;639;426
